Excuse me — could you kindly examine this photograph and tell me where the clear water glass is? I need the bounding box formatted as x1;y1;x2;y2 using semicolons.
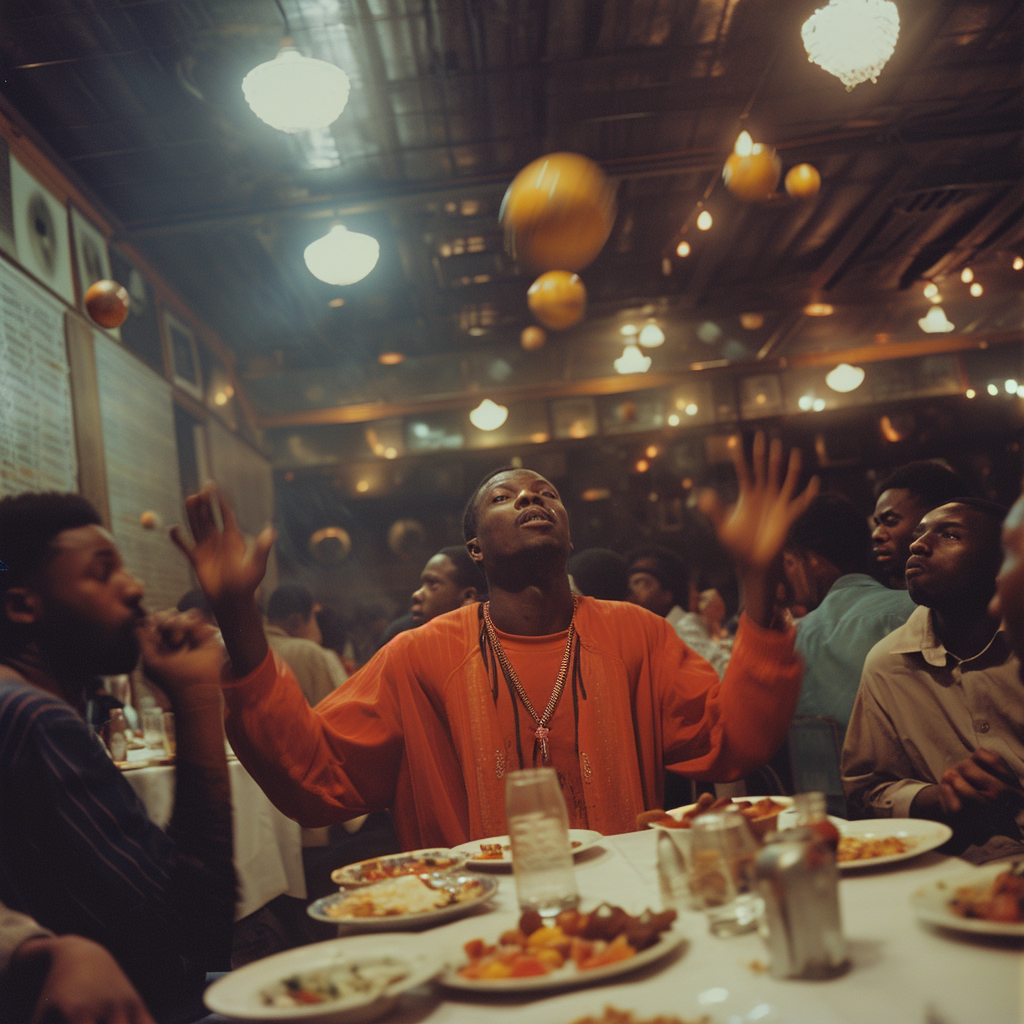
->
141;707;165;749
505;767;579;919
688;808;763;936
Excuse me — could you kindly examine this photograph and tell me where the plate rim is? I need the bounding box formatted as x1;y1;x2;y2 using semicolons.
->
308;873;499;928
437;924;687;993
910;861;1024;937
450;829;605;869
330;848;468;887
645;795;794;832
203;933;442;1019
836;818;953;871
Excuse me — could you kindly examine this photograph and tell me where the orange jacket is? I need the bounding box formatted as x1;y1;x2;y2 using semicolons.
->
222;598;801;850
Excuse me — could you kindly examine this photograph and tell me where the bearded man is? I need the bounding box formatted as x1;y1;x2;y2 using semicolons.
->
173;435;816;849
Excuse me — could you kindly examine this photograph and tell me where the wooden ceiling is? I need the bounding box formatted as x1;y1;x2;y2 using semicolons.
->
2;0;1022;444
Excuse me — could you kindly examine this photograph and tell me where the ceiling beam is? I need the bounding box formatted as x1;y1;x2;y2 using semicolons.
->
256;328;1022;428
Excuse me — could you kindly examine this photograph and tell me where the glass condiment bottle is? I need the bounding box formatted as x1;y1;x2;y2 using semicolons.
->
106;708;128;763
793;791;840;850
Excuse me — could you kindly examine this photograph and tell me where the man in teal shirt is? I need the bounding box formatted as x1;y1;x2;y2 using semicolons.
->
784;494;916;734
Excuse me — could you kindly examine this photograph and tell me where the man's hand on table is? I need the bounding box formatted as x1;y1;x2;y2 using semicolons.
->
12;934;156;1024
912;748;1024;819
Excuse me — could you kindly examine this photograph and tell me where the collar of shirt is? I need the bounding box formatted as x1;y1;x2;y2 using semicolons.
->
826;573;889;594
665;604;708;635
265;624;289;639
886;603;1007;668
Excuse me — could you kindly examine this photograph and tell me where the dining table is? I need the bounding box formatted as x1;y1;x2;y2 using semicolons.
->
208;828;1023;1024
121;749;307;921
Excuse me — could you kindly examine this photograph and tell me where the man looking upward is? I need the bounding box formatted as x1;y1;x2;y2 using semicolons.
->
172;434;816;849
871;461;970;589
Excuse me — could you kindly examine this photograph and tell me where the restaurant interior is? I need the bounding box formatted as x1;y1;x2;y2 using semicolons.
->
0;1;1022;1022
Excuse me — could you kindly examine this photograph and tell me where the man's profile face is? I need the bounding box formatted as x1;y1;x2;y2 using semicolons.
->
627;564;674;618
872;488;931;585
36;525;145;675
411;554;464;625
992;494;1024;669
469;470;570;564
905;503;998;609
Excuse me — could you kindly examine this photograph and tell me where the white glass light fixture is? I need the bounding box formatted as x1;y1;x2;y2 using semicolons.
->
469;399;508;431
960;267;974;283
304;225;379;285
638;322;666;348
696;210;713;231
242;40;351;132
918;306;955;333
614;344;652;374
801;0;900;91
1014;256;1024;271
825;363;865;392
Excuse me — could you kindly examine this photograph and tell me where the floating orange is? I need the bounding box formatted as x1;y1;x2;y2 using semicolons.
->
501;153;615;272
527;272;586;330
84;279;130;328
520;325;547;350
722;146;781;202
785;163;821;199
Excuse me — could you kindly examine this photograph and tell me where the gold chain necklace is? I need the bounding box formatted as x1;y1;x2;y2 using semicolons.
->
482;598;577;764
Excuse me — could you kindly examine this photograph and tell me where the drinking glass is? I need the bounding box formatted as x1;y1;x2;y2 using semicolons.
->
162;712;176;758
141;707;165;750
688;808;763;936
505;767;579;919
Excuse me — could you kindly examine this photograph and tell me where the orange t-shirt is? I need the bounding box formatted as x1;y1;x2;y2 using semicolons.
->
490;625;589;827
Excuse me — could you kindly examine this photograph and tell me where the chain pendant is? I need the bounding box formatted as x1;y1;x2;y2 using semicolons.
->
535;726;550;762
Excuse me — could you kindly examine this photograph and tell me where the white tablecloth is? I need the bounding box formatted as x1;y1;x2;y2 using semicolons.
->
375;831;1021;1024
123;757;306;921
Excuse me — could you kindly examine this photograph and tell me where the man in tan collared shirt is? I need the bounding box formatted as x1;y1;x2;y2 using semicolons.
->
842;498;1024;862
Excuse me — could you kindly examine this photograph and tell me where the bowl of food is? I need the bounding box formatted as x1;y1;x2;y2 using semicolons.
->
330;849;467;888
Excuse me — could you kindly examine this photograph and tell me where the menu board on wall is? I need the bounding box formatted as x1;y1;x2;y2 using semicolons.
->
93;331;193;611
0;257;78;496
206;417;274;539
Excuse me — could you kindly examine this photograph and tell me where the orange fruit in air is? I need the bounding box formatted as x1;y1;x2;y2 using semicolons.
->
501;153;616;272
527;272;586;331
520;325;546;350
84;280;130;328
722;146;781;202
785;163;821;199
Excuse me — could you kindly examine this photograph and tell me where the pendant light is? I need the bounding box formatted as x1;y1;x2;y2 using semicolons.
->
304;225;379;285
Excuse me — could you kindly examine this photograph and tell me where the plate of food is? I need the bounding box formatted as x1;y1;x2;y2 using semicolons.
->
439;903;684;993
836;818;952;870
640;795;792;841
911;859;1024;936
331;849;468;888
204;932;442;1022
451;829;605;870
309;871;497;930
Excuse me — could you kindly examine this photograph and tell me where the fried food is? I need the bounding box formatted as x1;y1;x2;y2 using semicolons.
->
638;795;786;831
569;1008;710;1024
949;863;1024;923
836;835;912;862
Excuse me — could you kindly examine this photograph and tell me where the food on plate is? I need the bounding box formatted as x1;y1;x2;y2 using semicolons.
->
569;1008;709;1024
638;794;786;835
457;904;676;980
837;834;912;863
476;843;510;860
332;851;462;884
322;874;485;919
261;958;409;1007
949;862;1024;923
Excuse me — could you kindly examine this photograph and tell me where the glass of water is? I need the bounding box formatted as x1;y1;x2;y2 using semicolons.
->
505;767;579;919
687;808;763;936
141;707;165;749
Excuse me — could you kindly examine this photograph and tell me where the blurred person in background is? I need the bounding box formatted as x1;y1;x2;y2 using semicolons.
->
872;461;972;590
567;548;629;601
626;545;730;678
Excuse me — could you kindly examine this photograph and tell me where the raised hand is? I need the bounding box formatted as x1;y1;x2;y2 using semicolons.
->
698;432;819;627
170;484;275;609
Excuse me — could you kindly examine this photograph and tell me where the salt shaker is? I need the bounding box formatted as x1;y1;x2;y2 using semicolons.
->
753;826;847;979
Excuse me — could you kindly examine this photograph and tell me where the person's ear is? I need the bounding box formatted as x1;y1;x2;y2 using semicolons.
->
4;588;42;627
459;587;479;607
466;539;483;565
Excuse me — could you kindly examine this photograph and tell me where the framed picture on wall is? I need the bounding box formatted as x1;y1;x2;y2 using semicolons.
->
163;309;203;400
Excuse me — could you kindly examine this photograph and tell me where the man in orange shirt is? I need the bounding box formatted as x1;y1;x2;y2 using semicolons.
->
172;434;816;849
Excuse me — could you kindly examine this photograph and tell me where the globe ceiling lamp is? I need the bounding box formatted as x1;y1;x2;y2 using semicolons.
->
614;344;652;375
469;399;508;431
918;306;954;333
825;363;865;393
304;225;380;285
242;39;351;133
801;0;900;91
638;322;666;348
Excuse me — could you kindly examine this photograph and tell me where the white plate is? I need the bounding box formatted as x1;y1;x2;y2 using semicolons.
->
836;818;952;871
330;849;468;887
308;872;498;931
646;795;794;836
438;925;687;994
911;861;1024;937
204;932;442;1022
451;829;605;871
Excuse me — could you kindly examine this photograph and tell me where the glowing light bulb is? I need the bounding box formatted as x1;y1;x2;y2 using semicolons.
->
685;403;698;416
966;389;976;399
961;267;974;283
825;363;865;393
638;322;665;348
1006;379;1018;394
970;282;983;297
614;344;652;374
923;283;938;298
676;241;691;257
812;398;826;412
918;306;954;333
304;225;379;285
1014;256;1024;271
987;384;999;396
469;399;508;431
734;130;753;157
668;414;680;426
697;210;713;231
798;394;814;411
